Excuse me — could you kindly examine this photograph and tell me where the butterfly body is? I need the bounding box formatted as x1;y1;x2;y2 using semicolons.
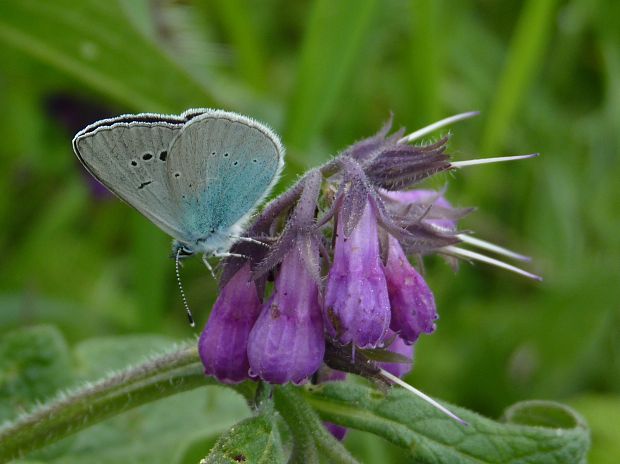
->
73;108;284;259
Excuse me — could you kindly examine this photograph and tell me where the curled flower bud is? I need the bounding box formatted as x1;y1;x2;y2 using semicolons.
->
198;264;261;383
247;247;325;384
384;235;437;344
379;330;415;378
324;200;391;348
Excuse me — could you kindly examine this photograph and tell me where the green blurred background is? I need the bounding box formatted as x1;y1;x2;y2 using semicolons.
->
0;0;618;462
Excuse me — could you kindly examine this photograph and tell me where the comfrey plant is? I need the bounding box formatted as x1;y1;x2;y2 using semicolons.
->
2;113;589;464
198;112;540;425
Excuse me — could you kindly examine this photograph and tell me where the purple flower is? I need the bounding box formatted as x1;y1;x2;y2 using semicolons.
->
324;422;348;441
198;264;262;383
324;200;391;348
383;189;456;231
247;247;325;384
379;330;415;378
384;234;437;344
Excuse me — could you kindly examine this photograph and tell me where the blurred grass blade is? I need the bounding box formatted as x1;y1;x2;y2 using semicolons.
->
131;215;169;331
407;0;443;127
481;0;558;152
284;0;378;152
0;0;215;112
200;0;267;91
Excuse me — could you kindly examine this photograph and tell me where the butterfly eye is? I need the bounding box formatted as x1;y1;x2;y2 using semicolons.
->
180;246;193;256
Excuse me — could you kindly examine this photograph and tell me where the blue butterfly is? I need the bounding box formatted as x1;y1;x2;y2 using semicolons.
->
73;108;284;264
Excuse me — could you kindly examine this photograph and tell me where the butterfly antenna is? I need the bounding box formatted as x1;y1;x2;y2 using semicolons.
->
175;248;196;327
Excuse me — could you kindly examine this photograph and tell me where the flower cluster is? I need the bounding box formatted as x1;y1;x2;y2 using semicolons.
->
198;113;539;419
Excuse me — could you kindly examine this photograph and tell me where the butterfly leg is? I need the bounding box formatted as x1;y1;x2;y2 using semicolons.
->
201;255;218;279
213;251;249;260
229;235;270;248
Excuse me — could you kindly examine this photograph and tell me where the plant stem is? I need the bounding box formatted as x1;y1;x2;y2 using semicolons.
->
275;385;359;464
0;343;251;463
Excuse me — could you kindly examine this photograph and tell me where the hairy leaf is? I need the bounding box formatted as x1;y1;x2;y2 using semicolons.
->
304;382;590;463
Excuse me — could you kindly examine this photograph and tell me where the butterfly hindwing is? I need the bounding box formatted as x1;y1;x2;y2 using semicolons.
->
166;110;284;243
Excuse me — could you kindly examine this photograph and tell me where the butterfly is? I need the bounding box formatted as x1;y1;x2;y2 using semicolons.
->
73;108;284;266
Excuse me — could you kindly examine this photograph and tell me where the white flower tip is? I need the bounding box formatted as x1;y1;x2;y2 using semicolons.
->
379;369;469;426
442;246;542;281
399;111;480;144
461;110;481;118
451;153;540;169
456;234;532;262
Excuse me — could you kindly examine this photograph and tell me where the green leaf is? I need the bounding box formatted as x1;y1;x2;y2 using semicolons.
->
0;325;73;423
304;382;590;463
173;432;220;464
203;407;284;464
0;341;211;463
0;0;214;112
65;337;251;464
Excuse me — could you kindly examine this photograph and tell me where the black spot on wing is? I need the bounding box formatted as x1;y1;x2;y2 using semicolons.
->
138;180;152;190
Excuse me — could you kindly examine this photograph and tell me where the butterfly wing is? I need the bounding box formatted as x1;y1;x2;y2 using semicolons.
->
72;111;207;240
166;110;284;244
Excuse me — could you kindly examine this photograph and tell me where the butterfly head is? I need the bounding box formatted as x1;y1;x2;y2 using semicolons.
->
171;230;239;261
172;240;196;260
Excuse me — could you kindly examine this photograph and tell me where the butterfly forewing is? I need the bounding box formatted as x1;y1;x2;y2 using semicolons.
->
166;111;284;242
73;116;193;240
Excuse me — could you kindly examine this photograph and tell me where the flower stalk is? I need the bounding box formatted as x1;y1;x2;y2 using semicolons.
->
0;344;227;463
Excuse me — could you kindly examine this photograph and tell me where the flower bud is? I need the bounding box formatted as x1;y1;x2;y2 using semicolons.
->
384;235;437;344
247;249;325;384
324;201;391;348
199;264;261;383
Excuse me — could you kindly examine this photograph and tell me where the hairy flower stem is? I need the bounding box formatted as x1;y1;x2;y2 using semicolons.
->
0;344;254;464
274;386;358;464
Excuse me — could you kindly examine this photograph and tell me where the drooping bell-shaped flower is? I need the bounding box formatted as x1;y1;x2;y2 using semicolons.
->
198;264;262;383
378;330;415;378
247;247;325;384
324;200;391;348
384;235;437;344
